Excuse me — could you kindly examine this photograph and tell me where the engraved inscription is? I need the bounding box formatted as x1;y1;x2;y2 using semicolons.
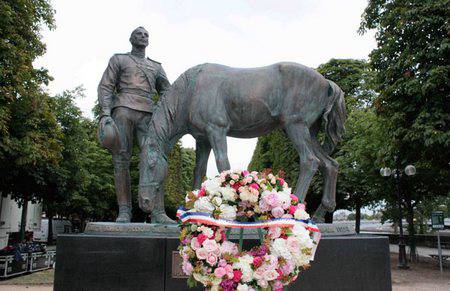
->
172;251;188;279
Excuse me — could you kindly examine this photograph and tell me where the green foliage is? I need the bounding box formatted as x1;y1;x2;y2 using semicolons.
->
360;0;449;195
0;0;55;136
164;144;196;218
0;0;58;207
360;1;449;239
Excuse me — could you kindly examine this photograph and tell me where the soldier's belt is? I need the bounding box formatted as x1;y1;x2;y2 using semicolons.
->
119;88;155;98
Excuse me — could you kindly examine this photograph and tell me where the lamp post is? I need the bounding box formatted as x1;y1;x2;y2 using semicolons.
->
380;157;416;269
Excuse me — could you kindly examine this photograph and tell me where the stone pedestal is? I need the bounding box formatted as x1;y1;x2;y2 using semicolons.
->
54;230;391;291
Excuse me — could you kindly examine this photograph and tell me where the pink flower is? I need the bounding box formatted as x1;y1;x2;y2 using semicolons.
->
253;256;263;267
259;199;270;212
280;259;294;275
289;205;298;215
242;170;250;176
276;269;283;280
286;236;300;253
182;260;193;275
290;194;299;203
276;178;285;186
249;183;259;190
218;259;227;267
268;227;281;239
197;233;207;245
225;264;234;279
203;239;219;253
190;237;201;250
207;254;217;266
233;269;243;282
271;206;284;218
273;280;283;291
214;267;226;278
196;248;208;260
198;187;206;197
220;241;238;255
263;192;280;207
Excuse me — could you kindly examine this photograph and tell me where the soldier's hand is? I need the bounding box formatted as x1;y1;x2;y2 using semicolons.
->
99;115;114;126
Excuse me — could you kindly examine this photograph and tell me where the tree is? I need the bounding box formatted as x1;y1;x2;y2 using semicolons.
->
360;0;450;260
0;0;57;241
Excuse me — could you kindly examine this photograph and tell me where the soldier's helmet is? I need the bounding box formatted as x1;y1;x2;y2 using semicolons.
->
98;118;120;152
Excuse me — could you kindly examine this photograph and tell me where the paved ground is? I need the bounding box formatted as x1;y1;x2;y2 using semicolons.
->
391;254;450;291
0;251;448;291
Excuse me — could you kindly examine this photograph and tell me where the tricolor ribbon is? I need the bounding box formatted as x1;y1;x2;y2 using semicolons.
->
177;206;321;259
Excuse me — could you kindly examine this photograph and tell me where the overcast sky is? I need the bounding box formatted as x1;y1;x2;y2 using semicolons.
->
35;0;376;178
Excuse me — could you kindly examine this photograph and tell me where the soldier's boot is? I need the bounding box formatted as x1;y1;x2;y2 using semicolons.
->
116;203;132;223
151;188;176;224
114;158;132;223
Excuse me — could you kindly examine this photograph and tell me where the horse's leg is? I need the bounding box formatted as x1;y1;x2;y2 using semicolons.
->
206;128;230;172
284;122;320;202
193;138;211;189
310;138;339;222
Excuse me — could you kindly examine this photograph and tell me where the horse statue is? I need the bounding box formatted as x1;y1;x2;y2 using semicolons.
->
138;62;347;222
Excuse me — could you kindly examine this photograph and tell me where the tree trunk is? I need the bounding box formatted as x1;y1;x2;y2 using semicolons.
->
405;196;417;262
47;208;54;245
19;198;28;242
355;200;361;234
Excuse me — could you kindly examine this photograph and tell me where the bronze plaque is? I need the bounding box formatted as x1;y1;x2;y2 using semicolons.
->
172;251;188;279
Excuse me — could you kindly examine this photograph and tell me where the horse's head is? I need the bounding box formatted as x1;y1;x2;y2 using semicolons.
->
138;139;168;213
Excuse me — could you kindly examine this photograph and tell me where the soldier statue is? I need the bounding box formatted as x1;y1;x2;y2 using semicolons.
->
97;26;175;224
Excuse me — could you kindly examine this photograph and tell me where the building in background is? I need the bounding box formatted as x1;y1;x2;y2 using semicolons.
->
0;195;42;248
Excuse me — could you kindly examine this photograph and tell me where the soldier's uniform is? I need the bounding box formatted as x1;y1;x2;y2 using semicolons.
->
98;53;170;221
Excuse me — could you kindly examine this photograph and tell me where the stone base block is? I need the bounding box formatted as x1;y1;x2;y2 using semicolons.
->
54;234;391;291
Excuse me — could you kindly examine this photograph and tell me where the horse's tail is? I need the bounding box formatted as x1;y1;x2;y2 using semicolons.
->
322;80;347;154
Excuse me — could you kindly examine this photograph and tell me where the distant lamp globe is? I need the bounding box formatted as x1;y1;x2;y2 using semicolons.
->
404;165;416;176
380;167;392;177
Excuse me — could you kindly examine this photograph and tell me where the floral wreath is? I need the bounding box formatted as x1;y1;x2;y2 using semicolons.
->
177;170;321;291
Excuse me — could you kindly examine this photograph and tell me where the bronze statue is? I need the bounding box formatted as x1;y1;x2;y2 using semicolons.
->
97;27;174;223
138;63;347;222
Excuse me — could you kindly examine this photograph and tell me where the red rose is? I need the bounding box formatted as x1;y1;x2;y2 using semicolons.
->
277;269;283;280
233;269;243;282
253;256;262;267
197;233;207;245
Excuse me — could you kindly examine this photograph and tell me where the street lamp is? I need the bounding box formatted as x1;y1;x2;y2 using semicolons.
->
380;158;416;269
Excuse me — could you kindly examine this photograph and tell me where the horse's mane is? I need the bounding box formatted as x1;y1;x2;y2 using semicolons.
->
146;65;203;155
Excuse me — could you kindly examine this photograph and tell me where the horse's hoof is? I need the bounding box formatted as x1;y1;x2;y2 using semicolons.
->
151;211;177;224
313;204;327;223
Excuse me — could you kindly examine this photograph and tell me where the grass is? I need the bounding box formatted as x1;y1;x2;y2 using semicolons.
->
0;269;54;285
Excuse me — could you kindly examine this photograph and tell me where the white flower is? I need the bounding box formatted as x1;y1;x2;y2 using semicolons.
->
218;204;237;220
202;177;221;194
270;238;292;260
198;226;214;238
194;197;215;213
233;255;254;283
212;196;223;207
220;187;237;202
237;284;249;291
239;187;258;203
193;272;208;285
294;208;310;220
277;191;291;209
